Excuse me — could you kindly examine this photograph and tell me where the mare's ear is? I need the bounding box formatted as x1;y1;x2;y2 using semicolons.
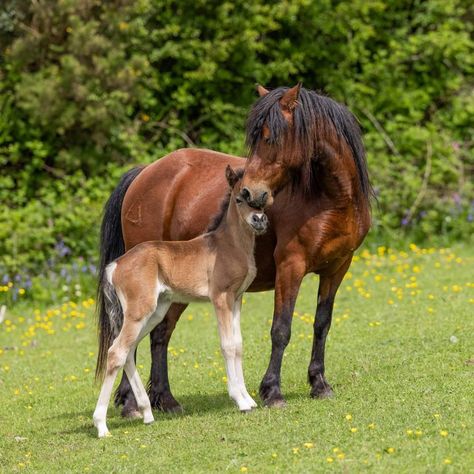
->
256;84;269;97
280;82;302;111
225;165;239;187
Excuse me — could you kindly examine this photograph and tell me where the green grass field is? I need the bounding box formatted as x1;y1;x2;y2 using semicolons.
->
1;244;473;473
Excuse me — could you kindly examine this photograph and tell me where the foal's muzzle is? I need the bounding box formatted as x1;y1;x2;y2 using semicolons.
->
250;213;268;235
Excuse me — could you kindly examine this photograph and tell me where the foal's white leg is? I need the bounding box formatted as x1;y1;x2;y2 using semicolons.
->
124;351;154;424
214;296;252;412
93;366;119;438
232;296;257;409
93;329;138;438
123;299;172;425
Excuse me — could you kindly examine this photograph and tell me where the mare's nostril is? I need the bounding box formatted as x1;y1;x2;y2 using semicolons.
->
241;187;251;202
251;214;260;224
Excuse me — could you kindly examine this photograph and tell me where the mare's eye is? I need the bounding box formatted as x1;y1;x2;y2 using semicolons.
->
236;197;243;204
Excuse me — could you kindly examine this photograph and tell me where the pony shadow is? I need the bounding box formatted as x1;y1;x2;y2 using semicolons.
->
156;392;237;419
45;390;336;438
47;408;154;438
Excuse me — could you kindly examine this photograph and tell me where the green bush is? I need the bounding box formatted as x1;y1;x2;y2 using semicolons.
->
0;0;473;278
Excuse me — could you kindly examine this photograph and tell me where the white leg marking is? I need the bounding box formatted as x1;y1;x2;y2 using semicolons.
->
216;301;252;412
124;296;171;425
93;296;167;437
93;369;116;438
124;351;154;424
93;339;129;438
232;296;257;409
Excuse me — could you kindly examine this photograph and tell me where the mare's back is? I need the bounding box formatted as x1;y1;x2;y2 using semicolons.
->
121;149;245;249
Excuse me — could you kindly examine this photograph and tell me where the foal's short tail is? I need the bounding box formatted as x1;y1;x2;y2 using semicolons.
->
95;166;144;381
95;266;125;379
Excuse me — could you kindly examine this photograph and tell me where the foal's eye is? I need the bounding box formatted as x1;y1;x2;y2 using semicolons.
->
236;197;243;204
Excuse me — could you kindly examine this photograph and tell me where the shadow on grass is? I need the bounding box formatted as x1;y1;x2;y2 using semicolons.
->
45;389;333;438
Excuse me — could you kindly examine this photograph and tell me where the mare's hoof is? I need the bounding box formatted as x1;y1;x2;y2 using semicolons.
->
264;397;287;409
151;392;184;414
164;404;184;415
310;386;334;399
121;407;142;419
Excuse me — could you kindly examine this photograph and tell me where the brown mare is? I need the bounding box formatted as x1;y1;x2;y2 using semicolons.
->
94;167;267;436
97;84;372;415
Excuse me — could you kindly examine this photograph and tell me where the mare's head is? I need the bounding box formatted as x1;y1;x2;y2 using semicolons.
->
226;165;268;235
241;83;371;208
240;83;304;208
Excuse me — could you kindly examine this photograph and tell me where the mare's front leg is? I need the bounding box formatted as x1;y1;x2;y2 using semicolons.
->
148;303;187;413
260;255;306;407
214;294;254;412
308;257;352;398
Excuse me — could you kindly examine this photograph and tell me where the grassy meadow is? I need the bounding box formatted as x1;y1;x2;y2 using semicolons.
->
0;244;473;473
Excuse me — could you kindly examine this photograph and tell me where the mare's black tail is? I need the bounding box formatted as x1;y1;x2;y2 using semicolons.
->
95;166;144;380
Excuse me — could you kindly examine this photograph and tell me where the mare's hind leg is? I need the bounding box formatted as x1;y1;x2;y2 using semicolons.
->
148;303;187;413
308;257;352;399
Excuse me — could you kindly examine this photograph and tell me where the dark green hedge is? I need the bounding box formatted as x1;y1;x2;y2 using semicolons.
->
1;0;473;274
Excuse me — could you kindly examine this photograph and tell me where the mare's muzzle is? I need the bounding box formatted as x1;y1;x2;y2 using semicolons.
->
240;187;269;209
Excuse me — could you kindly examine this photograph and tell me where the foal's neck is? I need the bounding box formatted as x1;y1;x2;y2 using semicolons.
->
219;197;255;255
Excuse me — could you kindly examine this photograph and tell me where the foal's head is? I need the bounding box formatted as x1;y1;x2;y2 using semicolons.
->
240;83;304;209
226;165;268;235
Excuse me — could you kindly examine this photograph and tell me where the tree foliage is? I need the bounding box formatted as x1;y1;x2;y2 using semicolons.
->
0;0;473;273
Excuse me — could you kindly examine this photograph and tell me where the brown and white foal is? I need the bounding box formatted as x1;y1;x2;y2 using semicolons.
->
93;166;267;437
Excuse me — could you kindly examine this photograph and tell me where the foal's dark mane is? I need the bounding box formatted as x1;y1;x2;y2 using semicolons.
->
207;169;245;232
246;86;373;200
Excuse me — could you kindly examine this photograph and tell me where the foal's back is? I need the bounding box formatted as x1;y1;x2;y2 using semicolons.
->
111;238;214;306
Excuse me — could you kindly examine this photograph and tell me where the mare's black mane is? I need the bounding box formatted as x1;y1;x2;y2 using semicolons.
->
207;169;245;232
245;86;373;200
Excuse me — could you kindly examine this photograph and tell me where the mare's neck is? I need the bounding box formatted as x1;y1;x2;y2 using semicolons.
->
314;138;359;203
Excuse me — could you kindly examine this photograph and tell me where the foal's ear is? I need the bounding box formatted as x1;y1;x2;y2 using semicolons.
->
280;82;302;111
225;165;240;187
256;84;269;97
